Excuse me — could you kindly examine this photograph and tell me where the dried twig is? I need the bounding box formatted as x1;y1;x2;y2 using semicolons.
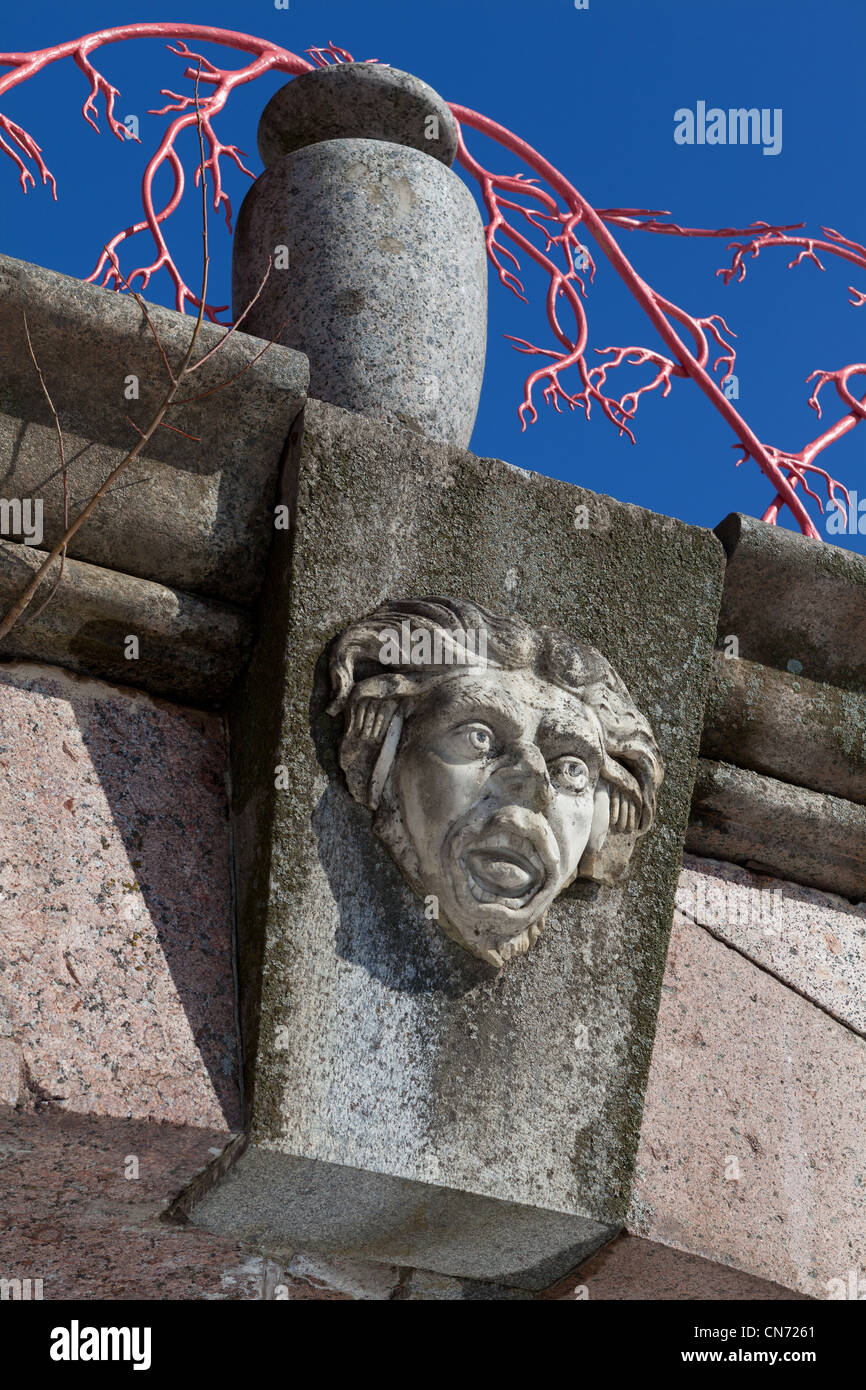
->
20;309;69;621
0;65;279;641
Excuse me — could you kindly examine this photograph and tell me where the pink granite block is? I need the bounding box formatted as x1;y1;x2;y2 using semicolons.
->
0;1036;25;1106
630;915;866;1298
678;853;866;1034
0;1107;261;1300
0;1222;272;1300
540;1234;810;1300
0;663;239;1131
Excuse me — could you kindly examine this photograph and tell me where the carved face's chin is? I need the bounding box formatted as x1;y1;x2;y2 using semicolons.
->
439;903;550;969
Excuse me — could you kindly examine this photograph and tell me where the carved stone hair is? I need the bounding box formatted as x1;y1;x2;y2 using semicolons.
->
327;597;664;886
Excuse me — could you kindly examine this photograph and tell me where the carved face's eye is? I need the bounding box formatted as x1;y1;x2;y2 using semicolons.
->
437;721;500;765
462;723;495;755
550;755;590;793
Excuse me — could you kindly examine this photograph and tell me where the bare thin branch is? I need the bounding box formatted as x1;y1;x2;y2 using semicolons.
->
21;308;68;621
104;247;177;384
174;318;287;406
0;64;214;641
187;256;274;372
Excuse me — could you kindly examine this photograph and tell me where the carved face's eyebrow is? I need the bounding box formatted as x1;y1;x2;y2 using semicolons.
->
419;682;526;735
536;711;603;768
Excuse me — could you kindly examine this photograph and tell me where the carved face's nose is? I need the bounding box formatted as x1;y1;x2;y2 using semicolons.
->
490;741;554;810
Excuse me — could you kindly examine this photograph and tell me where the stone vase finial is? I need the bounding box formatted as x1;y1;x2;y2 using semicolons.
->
232;63;487;447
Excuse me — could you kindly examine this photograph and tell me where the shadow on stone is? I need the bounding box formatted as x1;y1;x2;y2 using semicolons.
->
311;781;496;998
55;674;242;1131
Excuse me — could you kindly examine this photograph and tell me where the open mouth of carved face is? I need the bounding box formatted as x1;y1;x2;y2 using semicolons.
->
460;836;547;909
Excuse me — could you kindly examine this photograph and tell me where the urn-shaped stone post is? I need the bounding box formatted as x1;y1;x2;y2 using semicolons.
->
233;63;487;447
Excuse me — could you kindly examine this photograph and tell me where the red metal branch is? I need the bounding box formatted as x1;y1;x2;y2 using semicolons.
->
716;224;866;294
588;210;864;524
762;390;866;524
0;115;57;195
0;25;314;319
453;105;825;537
807;364;866;423
306;41;355;67
0;26;859;536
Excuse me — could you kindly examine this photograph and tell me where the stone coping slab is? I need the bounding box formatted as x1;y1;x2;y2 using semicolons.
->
702;650;866;806
0;539;252;706
715;513;866;692
687;758;866;901
0;253;308;605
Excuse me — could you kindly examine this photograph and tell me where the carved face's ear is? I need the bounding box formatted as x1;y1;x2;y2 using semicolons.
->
336;695;399;807
368;707;404;809
577;778;641;885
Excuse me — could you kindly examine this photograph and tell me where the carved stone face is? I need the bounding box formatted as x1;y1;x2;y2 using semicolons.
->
327;597;664;968
391;669;603;961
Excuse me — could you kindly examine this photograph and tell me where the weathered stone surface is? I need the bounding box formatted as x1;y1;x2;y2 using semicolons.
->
678;854;866;1036
0;662;240;1129
687;758;866;900
0;540;252;706
0;253;308;604
715;513;866;692
187;1148;613;1289
233;141;487;447
187;399;726;1277
394;1267;526;1300
263;1247;570;1300
205;1237;806;1299
702;650;866;805
630;914;866;1299
278;1250;402;1301
541;1233;810;1300
258;63;460;168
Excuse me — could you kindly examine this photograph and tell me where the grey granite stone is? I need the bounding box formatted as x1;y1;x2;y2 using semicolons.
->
0;538;251;706
0;253;308;605
258;63;459;169
232;140;486;447
715;513;866;692
687;758;866;900
191;1147;612;1290
395;1268;528;1300
702;650;866;805
184;399;726;1276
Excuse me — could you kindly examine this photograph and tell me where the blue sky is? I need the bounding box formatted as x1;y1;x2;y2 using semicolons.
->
2;0;864;551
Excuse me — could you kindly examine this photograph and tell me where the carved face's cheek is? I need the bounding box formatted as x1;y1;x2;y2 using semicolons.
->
393;679;601;899
547;785;597;886
393;737;484;871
